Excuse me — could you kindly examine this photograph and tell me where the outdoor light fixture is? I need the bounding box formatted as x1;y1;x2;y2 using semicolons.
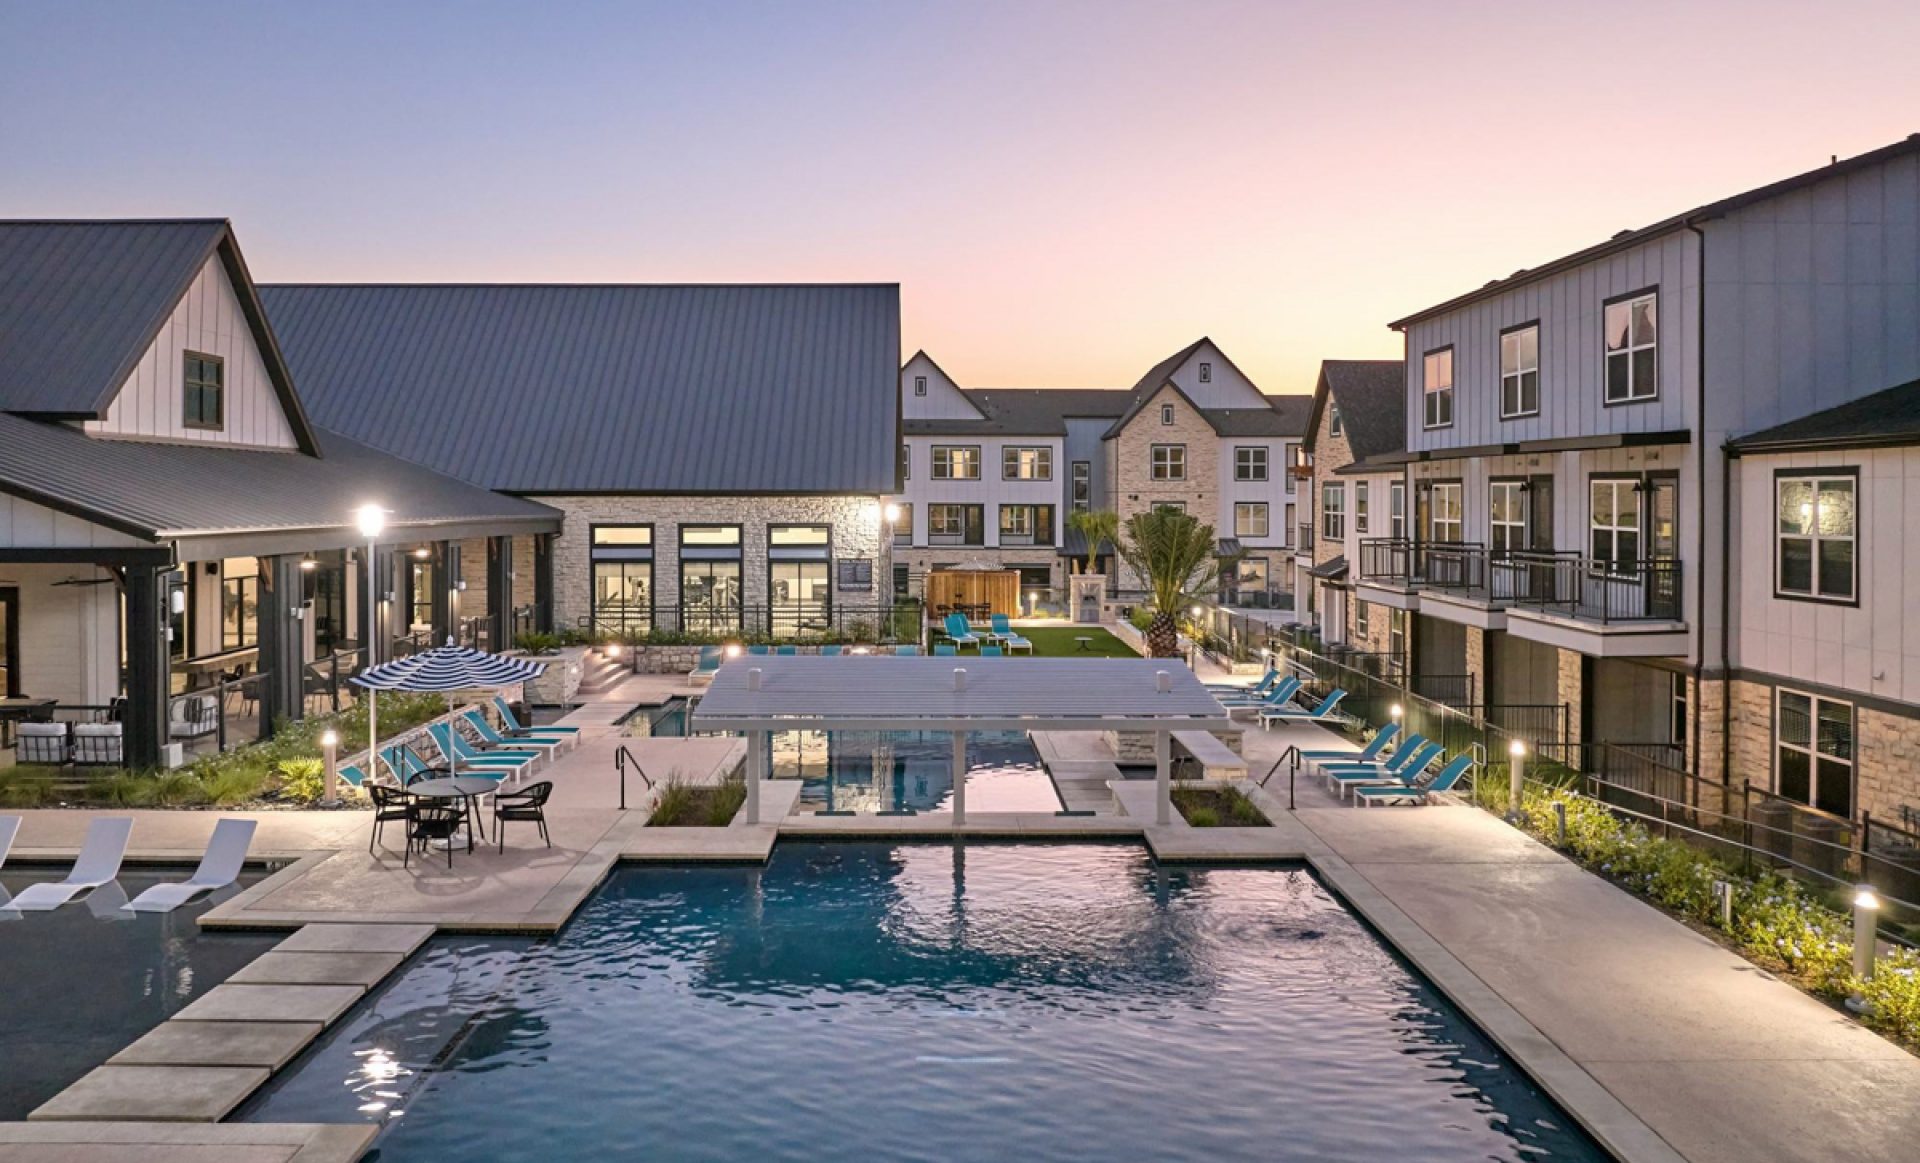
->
354;503;386;540
1851;884;1881;1010
606;643;624;659
413;547;431;560
1389;703;1403;721
319;729;341;806
320;730;339;748
169;588;187;616
1507;738;1527;822
299;556;317;571
883;502;901;523
724;644;743;658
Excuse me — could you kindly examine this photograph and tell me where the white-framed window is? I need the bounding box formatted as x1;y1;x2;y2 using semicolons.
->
1150;444;1186;481
1388;607;1407;660
1590;478;1641;573
998;504;1054;545
1670;673;1689;749
1282;443;1297;493
893;503;912;545
1776;474;1855;601
1389;481;1406;540
1321;482;1346;541
914;375;928;396
1355;481;1369;534
931;445;980;480
1501;324;1540;418
1604;290;1658;403
1071;461;1091;511
1198;361;1212;383
1160;403;1176;425
1355;599;1370;639
1002;446;1053;481
1328;405;1343;437
1234;502;1269;538
1489;480;1528;555
1775;688;1854;819
1235;446;1267;481
1429;482;1463;542
899;443;910;481
928;503;983;545
1423;348;1454;429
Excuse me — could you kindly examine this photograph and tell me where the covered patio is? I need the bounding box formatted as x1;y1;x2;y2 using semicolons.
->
691;655;1234;826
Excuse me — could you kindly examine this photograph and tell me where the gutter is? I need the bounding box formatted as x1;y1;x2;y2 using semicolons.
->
1684;220;1729;797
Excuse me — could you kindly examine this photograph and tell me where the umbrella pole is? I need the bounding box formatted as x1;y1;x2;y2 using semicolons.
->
447;692;458;777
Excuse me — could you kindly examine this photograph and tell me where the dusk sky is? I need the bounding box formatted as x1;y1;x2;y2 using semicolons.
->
4;1;1918;394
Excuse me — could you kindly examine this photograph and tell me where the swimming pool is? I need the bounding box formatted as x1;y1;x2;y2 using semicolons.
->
243;843;1603;1161
632;698;1062;813
0;865;278;1118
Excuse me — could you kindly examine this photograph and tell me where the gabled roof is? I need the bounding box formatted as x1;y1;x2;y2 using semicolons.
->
261;283;900;495
903;387;1127;436
1305;360;1405;460
1100;338;1211;437
1727;376;1920;454
0;412;558;544
1099;338;1304;440
1204;394;1312;438
0;219;318;453
1390;133;1920;330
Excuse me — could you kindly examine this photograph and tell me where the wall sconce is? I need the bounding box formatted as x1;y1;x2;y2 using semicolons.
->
169;589;187;616
413;547;431;560
299;556;318;571
455;581;468;592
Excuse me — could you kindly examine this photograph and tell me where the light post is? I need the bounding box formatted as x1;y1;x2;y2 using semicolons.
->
355;504;387;777
1850;884;1881;1012
1507;738;1527;822
320;729;340;806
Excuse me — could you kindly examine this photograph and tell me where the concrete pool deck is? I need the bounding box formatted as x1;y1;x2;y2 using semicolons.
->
3;667;1918;1162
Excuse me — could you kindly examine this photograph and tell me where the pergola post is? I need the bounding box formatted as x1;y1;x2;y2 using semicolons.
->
1155;729;1172;826
951;730;967;824
746;729;765;825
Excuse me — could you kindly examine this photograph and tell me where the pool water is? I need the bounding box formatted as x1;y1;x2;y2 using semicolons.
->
634;699;1061;813
243;843;1603;1161
0;866;278;1118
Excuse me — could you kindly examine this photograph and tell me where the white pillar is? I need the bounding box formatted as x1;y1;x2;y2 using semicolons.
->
951;730;967;825
746;729;765;825
1155;730;1172;826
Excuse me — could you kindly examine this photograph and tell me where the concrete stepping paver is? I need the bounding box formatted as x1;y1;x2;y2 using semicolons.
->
173;983;364;1025
227;950;406;988
0;1120;376;1162
28;1065;270;1123
108;1021;323;1071
270;922;434;956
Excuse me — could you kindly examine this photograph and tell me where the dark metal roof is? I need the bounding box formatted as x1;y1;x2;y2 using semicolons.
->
259;283;900;495
1306;555;1348;580
1100;338;1210;437
1204;394;1312;438
0;412;558;543
905;387;1127;437
0;220;319;453
1390;134;1920;329
1306;360;1405;459
1728;377;1920;454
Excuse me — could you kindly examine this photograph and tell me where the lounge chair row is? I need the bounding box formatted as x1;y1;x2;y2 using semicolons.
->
1300;723;1474;806
0;814;255;914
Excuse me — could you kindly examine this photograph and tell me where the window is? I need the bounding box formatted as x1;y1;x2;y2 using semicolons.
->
1423;347;1454;429
1234;502;1268;538
1776;475;1855;601
914;375;928;396
928;503;984;545
183;352;224;430
407;551;435;631
1355;600;1370;639
1355;482;1369;534
1235;557;1268;595
1235;446;1268;482
1590;479;1641;573
1150;444;1186;481
591;525;654;634
1429;482;1463;542
999;504;1055;545
1328;405;1343;437
1161;403;1175;425
220;557;258;650
893;563;911;601
1283;443;1297;493
1321;482;1346;541
1388;607;1407;661
1775;689;1854;818
1501;323;1540;418
1389;481;1406;540
1671;674;1689;749
1002;446;1053;481
899;443;910;481
893;503;912;545
1071;461;1091;511
932;445;980;480
1153;501;1187;514
679;526;742;635
1604;291;1658;403
768;525;831;636
1489;481;1528;556
1198;361;1212;383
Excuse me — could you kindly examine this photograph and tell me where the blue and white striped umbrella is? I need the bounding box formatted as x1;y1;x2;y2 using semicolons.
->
351;640;547;692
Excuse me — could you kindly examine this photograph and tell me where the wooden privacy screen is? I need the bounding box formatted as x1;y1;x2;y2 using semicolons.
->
925;570;1022;618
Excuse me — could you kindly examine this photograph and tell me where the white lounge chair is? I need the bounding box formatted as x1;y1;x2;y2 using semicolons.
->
9;817;133;911
0;816;18;917
124;817;256;913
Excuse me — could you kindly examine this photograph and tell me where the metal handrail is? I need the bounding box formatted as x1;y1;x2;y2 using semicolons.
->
614;744;655;811
1257;746;1303;811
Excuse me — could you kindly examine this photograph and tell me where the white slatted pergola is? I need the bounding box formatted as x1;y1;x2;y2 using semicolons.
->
690;656;1234;825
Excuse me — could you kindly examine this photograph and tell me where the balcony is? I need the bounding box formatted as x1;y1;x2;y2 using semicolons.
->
1294;523;1313;553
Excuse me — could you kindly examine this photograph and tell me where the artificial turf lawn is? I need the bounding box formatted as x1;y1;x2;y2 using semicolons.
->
1004;626;1140;658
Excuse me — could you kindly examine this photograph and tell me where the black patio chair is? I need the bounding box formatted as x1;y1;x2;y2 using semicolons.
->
368;784;412;854
493;780;553;853
405;802;466;869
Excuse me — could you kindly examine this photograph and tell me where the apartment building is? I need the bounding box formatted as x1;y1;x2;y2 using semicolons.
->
1294;361;1407;658
1366;134;1920;823
891;340;1308;603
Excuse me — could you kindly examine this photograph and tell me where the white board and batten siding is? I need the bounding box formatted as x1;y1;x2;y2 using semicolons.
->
0;495;147;550
900;352;986;422
1215;437;1297;551
1163;341;1267;411
896;435;1066;549
84;253;300;450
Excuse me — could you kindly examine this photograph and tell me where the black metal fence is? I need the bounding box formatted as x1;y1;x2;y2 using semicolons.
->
579;601;924;645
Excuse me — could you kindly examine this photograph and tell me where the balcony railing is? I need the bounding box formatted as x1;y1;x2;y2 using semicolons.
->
1500;553;1683;623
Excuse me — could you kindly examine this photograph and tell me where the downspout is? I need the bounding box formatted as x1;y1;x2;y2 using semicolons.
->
1684;219;1728;798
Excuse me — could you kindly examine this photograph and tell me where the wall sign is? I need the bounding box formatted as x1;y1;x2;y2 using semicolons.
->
837;559;873;591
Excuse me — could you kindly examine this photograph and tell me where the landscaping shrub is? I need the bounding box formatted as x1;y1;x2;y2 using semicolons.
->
275;758;327;805
513;631;562;655
647;773;746;827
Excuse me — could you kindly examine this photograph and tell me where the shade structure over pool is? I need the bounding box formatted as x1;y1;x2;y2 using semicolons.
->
351;640;548;777
692;656;1233;826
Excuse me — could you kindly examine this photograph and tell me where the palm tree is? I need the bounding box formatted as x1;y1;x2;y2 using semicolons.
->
1118;508;1232;658
1066;508;1120;575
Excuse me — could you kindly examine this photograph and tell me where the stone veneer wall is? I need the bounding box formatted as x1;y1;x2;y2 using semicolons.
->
1464;626;1486;704
1556;648;1583;755
1110;384;1222;589
541;494;888;631
1715;677;1920;825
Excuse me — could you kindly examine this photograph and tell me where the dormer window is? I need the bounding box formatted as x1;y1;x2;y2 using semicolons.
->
183;352;224;430
914;375;928;397
1198;361;1212;383
1161;403;1175;425
1328;405;1343;437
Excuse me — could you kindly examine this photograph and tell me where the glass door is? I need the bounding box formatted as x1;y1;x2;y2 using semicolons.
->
0;586;17;697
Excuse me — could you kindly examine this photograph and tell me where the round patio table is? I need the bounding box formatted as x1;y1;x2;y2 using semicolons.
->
406;775;497;849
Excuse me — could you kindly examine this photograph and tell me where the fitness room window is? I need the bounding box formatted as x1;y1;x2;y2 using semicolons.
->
679;525;742;635
591;525;653;636
768;525;831;637
221;557;259;650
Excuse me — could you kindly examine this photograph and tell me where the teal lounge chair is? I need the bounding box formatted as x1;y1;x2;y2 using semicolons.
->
988;614;1015;643
1205;666;1278;695
339;763;372;789
1258;688;1348;730
943;613;980;650
776;645;798;656
689;645;724;681
980;645;1003;657
1223;677;1302;718
493;697;581;740
987;615;1034;654
1324;741;1440;798
1353;754;1474;806
427;723;538;779
1219;674;1299;705
934;644;959;656
1299;722;1399;766
894;645;921;656
463;710;564;759
747;644;770;656
820;645;844;656
1003;632;1033;654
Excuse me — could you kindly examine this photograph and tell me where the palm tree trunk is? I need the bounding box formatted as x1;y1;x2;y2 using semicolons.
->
1146;611;1181;658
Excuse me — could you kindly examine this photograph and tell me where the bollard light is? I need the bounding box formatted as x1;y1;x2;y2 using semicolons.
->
1507;739;1526;822
1554;799;1568;847
320;729;340;807
724;643;743;658
1850;884;1880;1011
1389;703;1403;723
1713;879;1734;930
